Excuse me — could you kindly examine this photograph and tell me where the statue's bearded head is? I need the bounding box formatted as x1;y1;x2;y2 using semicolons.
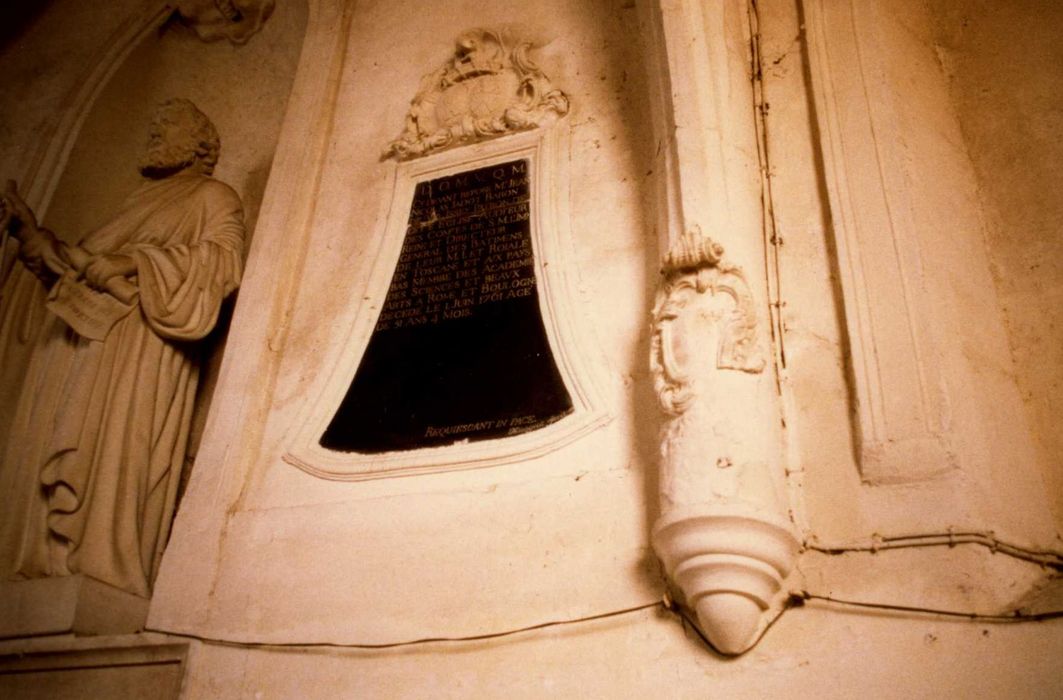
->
139;98;221;179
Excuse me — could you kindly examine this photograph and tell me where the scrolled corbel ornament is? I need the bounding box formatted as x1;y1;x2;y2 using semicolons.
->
651;228;765;415
175;0;275;45
384;28;570;161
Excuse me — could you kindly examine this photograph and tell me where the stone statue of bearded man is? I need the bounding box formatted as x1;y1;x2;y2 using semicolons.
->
0;99;245;598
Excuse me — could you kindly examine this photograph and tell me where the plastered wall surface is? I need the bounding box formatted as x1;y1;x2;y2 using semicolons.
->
870;0;1056;546
755;0;1058;618
0;0;147;185
929;0;1063;530
175;609;1063;699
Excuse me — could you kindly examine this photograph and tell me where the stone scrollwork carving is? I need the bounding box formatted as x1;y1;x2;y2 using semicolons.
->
175;0;275;45
651;228;765;415
384;28;570;161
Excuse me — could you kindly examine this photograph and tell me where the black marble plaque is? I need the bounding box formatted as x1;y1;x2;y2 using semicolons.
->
320;159;574;453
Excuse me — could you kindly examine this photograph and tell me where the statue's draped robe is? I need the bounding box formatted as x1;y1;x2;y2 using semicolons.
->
0;173;244;597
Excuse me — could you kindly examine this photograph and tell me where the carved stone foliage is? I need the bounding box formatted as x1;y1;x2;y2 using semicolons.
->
176;0;275;45
384;28;570;161
650;228;765;416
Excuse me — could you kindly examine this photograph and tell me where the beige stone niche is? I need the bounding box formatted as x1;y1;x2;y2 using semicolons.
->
0;0;305;636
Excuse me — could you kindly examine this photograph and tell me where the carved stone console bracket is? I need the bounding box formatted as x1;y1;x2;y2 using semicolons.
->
384;28;569;161
638;0;797;654
653;506;798;655
175;0;275;45
649;230;797;654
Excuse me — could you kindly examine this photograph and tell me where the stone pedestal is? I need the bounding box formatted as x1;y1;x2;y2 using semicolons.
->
0;576;149;639
0;636;186;699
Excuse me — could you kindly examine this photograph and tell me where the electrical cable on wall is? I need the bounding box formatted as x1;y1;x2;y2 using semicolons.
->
130;530;1063;656
146;601;666;652
792;592;1063;622
803;530;1063;570
144;591;1063;657
135;528;1063;658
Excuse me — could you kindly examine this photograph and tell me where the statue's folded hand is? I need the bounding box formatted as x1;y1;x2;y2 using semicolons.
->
82;253;137;291
2;181;39;239
0;202;11;235
0;196;11;233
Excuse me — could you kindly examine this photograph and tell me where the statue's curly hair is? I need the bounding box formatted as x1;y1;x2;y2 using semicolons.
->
157;98;221;174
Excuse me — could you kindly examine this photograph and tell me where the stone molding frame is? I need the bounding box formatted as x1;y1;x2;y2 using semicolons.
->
384;27;569;161
284;129;610;480
803;0;956;485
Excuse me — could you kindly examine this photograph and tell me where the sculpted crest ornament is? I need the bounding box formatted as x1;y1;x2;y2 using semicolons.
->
650;228;766;416
384;28;570;160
